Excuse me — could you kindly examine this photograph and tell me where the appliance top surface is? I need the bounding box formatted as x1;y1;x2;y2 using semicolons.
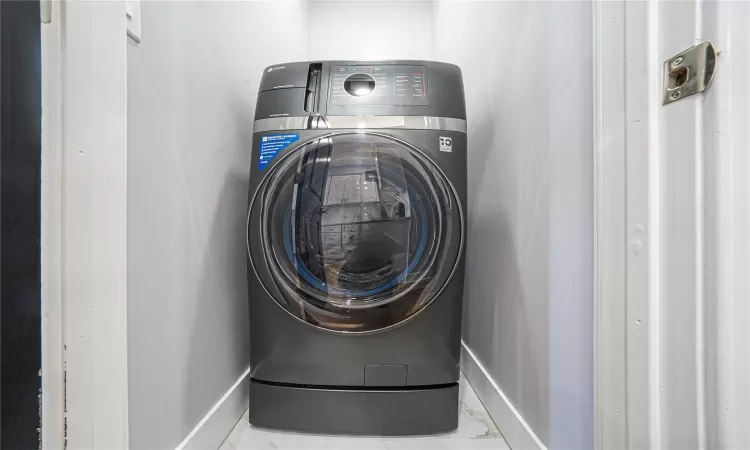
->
265;59;461;68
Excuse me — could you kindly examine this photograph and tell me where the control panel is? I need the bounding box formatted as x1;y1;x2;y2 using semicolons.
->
329;65;428;106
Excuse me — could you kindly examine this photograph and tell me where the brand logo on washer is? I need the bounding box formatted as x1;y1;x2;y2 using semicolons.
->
439;137;452;152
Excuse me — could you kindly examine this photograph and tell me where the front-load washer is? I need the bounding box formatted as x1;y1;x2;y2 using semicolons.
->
246;61;466;436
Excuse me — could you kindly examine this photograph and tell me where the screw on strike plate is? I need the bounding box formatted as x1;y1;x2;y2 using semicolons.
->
662;41;716;105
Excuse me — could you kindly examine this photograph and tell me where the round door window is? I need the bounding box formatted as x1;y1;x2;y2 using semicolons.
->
250;133;462;333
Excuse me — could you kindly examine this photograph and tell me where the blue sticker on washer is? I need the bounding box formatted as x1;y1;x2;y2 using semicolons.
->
258;133;299;170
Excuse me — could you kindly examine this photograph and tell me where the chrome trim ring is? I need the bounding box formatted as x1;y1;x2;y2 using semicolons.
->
253;116;309;133
253;115;467;134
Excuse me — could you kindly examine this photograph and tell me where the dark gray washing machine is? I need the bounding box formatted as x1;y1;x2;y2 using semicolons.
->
246;61;466;435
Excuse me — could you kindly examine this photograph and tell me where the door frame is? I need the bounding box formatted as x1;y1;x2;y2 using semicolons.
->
592;1;628;448
41;0;64;447
593;1;658;447
41;1;130;448
594;1;750;448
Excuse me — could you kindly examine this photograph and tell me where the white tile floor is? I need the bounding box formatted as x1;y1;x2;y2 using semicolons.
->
219;374;509;450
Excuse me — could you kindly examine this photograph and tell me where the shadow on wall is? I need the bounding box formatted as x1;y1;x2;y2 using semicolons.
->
462;105;550;443
184;102;252;430
185;168;250;429
490;212;546;439
465;111;495;202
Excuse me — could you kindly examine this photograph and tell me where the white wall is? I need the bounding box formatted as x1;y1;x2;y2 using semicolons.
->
308;0;433;60
432;2;594;449
126;2;307;449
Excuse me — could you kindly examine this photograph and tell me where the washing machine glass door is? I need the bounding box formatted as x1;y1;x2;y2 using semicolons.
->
252;132;461;333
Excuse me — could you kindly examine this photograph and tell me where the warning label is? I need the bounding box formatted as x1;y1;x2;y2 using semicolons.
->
258;133;299;170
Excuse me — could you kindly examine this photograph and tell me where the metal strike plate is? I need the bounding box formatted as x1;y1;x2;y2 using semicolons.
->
663;41;717;105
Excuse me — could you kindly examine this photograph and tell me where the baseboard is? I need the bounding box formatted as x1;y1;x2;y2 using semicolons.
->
174;347;544;450
461;342;547;450
174;367;251;450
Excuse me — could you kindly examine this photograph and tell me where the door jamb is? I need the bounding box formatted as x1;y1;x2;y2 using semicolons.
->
593;1;658;448
42;1;130;448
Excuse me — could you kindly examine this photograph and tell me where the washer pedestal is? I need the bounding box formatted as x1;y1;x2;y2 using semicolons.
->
248;379;459;436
